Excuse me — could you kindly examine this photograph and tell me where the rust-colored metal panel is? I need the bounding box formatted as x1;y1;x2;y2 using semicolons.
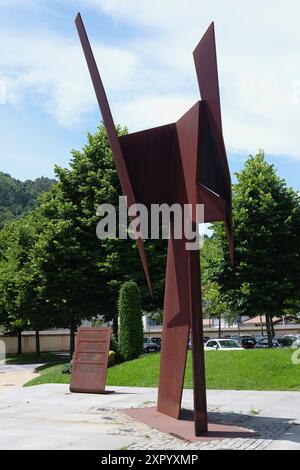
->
194;26;233;259
188;246;208;434
119;124;177;209
157;224;190;419
193;22;222;133
174;103;208;433
70;327;111;394
176;102;201;217
75;13;152;294
75;14;233;436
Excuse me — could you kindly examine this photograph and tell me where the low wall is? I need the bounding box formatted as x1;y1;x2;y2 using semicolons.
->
144;325;300;339
0;331;70;354
2;324;300;354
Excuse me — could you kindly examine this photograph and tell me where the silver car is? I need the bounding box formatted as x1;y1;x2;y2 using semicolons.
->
292;335;300;348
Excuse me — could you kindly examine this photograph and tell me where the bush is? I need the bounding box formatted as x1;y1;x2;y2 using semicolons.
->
110;333;119;353
118;281;143;361
61;362;71;374
108;350;116;367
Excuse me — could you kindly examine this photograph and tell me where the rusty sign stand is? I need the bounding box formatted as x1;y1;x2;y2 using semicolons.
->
75;13;232;435
70;327;111;394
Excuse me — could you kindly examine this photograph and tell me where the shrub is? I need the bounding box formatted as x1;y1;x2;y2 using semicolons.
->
108;350;116;367
61;362;71;374
118;281;143;361
110;333;119;353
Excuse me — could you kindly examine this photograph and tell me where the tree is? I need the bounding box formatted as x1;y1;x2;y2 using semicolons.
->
0;210;53;356
34;125;167;352
201;237;233;337
118;281;144;361
0;171;54;228
208;151;300;347
0;125;167;357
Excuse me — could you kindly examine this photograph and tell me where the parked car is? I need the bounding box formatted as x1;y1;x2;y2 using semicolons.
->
255;338;281;349
149;337;161;350
229;335;257;349
240;337;257;349
143;338;160;353
205;339;243;351
230;335;240;342
292;335;300;348
275;336;295;347
281;334;298;343
255;335;267;342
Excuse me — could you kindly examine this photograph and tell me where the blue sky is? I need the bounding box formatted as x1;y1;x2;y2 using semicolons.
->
0;0;300;191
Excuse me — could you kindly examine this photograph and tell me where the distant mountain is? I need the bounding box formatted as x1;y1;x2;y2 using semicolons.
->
0;172;55;228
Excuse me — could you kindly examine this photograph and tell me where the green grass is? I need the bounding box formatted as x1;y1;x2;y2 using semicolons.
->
6;352;69;365
24;349;300;391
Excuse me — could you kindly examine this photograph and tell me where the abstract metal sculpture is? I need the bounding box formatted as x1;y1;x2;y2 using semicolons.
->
75;13;232;435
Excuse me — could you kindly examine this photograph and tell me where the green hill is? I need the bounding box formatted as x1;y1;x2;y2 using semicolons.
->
0;172;55;228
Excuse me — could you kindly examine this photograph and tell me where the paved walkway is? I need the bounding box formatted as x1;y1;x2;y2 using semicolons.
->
0;384;299;450
0;363;40;389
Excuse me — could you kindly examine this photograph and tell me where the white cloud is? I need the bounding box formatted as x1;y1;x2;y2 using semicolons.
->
114;95;196;132
1;0;300;160
84;0;300;159
0;28;138;127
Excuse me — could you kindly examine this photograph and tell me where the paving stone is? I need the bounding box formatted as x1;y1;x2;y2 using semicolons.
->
0;383;299;450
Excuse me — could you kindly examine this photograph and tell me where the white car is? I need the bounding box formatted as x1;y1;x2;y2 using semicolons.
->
292;335;300;348
205;339;243;351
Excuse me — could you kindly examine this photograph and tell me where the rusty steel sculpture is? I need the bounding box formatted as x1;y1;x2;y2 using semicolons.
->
75;13;232;435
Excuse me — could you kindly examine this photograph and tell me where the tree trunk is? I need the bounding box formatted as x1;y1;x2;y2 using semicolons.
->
17;329;22;355
265;314;273;348
218;313;222;339
112;315;118;340
35;330;40;357
271;317;275;339
260;315;264;336
70;321;76;359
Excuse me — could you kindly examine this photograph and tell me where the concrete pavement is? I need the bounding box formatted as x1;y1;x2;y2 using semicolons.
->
0;363;40;389
0;384;299;449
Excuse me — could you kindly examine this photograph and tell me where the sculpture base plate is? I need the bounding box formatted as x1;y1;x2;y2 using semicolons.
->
70;388;115;395
121;407;255;442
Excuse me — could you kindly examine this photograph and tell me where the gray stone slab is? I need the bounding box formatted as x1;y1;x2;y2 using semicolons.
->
0;384;299;449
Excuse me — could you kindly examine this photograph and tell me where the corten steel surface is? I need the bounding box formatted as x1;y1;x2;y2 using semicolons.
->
70;327;111;394
75;13;152;295
75;13;233;435
122;408;255;443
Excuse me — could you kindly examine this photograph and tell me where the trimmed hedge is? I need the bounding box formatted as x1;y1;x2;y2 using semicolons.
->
118;281;143;361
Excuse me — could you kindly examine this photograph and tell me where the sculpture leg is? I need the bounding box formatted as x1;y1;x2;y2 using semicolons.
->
157;224;208;435
157;229;190;419
188;246;208;435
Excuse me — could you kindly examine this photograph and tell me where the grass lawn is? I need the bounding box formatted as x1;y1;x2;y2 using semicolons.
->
24;348;300;391
5;352;69;365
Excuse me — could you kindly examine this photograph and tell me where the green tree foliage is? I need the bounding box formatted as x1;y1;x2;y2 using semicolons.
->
0;172;55;228
0;125;167;356
0;210;52;355
118;281;144;361
207;151;300;345
201;237;233;337
34;126;166;333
